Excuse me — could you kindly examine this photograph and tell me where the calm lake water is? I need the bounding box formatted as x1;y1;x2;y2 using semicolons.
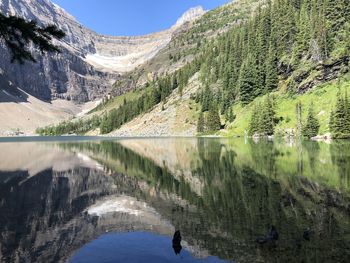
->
0;137;349;263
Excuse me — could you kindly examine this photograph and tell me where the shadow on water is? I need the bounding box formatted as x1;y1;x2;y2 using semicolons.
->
0;138;349;263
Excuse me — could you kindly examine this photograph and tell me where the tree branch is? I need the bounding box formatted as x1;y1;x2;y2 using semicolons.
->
0;13;66;63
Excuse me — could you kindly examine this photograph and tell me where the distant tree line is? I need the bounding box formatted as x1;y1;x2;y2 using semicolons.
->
36;116;101;136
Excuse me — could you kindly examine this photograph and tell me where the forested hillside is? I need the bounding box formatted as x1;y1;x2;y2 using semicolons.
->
38;0;350;138
196;0;350;137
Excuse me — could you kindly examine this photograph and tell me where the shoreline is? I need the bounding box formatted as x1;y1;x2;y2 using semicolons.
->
0;134;346;144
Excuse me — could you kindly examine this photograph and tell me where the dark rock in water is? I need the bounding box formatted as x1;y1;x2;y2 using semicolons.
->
303;228;313;241
256;236;269;245
172;230;182;255
256;225;279;245
268;225;279;241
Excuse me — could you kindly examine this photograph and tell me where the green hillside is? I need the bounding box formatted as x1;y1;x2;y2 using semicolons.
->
226;74;350;136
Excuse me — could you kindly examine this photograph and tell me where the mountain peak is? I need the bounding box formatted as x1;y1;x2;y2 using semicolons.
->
174;6;206;27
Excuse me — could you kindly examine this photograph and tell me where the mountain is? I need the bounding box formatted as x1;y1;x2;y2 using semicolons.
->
0;0;205;102
35;0;266;136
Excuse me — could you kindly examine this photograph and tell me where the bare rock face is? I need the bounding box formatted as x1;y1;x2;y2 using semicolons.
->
0;0;113;102
174;6;206;27
0;0;205;102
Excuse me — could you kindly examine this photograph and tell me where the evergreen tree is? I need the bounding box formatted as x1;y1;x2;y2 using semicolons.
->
248;95;276;136
311;0;328;59
331;90;350;138
254;6;269;93
249;103;261;136
221;91;232;114
296;101;303;137
225;107;236;123
273;0;297;57
197;111;205;133
151;88;161;106
302;102;320;138
260;95;276;135
265;44;279;92
325;0;348;42
332;91;346;136
206;104;221;131
337;21;350;56
239;55;257;105
293;1;311;62
344;91;350;134
201;85;212;112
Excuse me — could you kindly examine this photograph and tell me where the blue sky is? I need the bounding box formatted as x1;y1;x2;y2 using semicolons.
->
53;0;230;36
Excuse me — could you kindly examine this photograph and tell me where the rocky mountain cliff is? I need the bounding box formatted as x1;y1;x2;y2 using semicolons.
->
0;0;205;102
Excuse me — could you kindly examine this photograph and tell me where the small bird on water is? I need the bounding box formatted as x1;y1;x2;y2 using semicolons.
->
303;228;313;241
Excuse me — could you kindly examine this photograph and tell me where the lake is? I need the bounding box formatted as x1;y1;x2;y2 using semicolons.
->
0;137;349;263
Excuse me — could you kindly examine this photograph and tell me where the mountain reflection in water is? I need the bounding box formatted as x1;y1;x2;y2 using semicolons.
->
70;232;228;263
0;138;349;263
